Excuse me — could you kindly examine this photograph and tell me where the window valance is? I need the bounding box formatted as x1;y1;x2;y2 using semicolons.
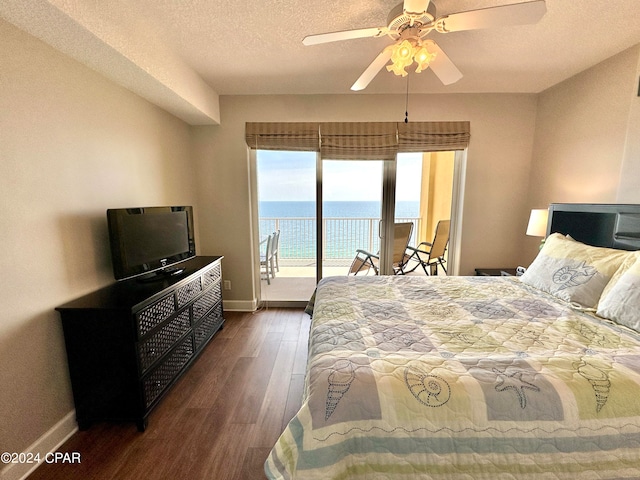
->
245;121;470;158
245;122;320;152
397;121;470;152
320;122;398;161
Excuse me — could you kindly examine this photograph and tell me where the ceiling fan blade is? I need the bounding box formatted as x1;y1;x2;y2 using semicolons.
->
438;0;546;32
303;27;388;46
403;0;430;15
425;41;462;85
351;47;394;91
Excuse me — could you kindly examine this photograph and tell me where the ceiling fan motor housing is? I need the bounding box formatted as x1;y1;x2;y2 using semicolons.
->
387;1;437;39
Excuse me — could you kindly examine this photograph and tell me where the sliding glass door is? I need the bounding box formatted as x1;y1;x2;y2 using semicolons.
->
252;149;457;303
256;150;317;302
320;160;384;277
254;153;397;289
248;121;469;292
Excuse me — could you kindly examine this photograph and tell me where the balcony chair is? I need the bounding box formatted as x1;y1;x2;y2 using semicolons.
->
260;234;275;284
405;219;450;275
348;222;414;275
271;229;280;274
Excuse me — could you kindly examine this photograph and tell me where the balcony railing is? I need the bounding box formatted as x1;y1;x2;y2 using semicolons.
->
259;217;420;265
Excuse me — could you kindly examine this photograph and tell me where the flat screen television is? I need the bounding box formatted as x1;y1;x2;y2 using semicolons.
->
107;206;196;281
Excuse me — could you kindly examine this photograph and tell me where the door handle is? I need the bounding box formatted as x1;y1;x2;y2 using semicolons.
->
378;220;384;239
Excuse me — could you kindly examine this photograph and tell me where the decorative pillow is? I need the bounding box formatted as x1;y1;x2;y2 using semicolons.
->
599;251;640;304
520;233;632;308
597;257;640;331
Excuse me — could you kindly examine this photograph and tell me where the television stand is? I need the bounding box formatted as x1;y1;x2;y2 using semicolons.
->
56;256;224;431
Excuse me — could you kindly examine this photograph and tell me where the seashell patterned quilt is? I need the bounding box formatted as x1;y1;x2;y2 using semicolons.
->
265;275;640;479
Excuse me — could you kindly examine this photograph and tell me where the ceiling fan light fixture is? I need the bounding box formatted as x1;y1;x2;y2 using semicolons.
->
414;44;437;73
396;40;414;60
386;39;415;76
386;61;410;76
386;38;436;76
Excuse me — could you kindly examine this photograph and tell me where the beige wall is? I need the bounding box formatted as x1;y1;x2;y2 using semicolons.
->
193;93;539;307
0;19;198;462
524;45;640;262
617;46;640;203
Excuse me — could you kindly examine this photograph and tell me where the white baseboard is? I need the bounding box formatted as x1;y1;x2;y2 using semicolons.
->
1;410;77;480
222;299;308;311
222;298;258;311
260;300;308;308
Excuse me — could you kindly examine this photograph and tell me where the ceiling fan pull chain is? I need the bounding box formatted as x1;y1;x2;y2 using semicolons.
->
405;75;410;123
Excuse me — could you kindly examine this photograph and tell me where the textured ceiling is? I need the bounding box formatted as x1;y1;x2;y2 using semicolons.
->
131;0;640;95
2;0;640;123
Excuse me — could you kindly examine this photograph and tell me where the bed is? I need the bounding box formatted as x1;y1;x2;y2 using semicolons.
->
265;204;640;479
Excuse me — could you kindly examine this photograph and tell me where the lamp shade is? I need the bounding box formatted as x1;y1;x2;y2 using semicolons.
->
526;209;549;237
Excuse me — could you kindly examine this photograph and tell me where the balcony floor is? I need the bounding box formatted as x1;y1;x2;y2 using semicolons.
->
260;262;346;306
260;259;434;305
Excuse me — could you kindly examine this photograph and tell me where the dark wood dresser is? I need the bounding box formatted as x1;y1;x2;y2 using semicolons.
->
56;256;224;431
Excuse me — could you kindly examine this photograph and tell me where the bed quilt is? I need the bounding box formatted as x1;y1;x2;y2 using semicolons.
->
265;275;640;479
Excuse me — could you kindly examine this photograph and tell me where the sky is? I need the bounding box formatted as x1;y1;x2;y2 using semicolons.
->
256;150;423;202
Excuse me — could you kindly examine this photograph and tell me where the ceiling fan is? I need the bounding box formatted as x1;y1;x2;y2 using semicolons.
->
303;0;546;91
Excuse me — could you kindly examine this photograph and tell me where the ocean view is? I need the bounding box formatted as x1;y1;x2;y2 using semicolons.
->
259;200;419;218
259;201;420;260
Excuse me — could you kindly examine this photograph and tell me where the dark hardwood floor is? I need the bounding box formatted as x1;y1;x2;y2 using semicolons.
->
29;308;310;480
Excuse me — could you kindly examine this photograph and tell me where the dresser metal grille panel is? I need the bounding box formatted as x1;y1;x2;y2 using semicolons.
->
194;304;224;350
203;263;222;288
136;295;175;338
177;277;202;307
143;335;194;408
137;310;191;373
192;287;222;322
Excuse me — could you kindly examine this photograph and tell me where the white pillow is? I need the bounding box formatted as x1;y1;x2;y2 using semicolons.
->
520;233;632;308
598;251;640;304
597;257;640;331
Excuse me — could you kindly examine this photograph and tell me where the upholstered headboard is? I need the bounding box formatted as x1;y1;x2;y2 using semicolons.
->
547;203;640;251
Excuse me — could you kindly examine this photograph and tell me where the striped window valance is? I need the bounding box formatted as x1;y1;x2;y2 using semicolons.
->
245;121;470;158
320;122;398;161
245;122;320;151
397;121;470;152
